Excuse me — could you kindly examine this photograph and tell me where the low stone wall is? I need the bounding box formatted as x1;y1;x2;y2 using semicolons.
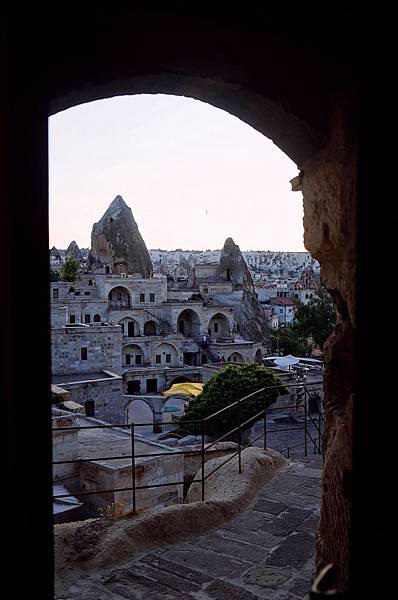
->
54;447;286;576
52;410;79;482
77;453;184;515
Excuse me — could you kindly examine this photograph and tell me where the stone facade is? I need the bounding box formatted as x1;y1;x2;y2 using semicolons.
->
51;325;123;375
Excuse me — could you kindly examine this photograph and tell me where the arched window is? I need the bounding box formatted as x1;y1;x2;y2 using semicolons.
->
93;314;101;322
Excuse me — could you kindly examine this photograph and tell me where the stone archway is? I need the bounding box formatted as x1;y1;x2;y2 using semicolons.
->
123;343;144;367
6;12;362;596
119;317;140;337
208;313;231;339
108;286;132;309
153;342;179;367
227;352;245;364
177;309;201;339
144;320;157;336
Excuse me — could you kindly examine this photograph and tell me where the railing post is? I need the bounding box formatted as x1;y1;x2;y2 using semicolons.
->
263;389;267;450
131;422;136;513
201;420;205;501
237;398;242;474
318;402;322;457
304;388;308;457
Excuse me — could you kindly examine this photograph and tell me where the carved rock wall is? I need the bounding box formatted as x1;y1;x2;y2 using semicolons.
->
302;93;356;591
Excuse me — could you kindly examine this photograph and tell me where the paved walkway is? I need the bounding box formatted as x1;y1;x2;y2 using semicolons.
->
57;455;322;600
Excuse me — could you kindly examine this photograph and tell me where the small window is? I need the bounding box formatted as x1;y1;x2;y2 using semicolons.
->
84;314;90;324
214;323;219;333
150;293;155;302
125;353;131;365
140;293;145;303
120;323;125;335
93;314;101;323
53;288;59;298
69;315;75;324
81;347;87;360
84;291;90;296
135;354;142;365
117;291;122;301
109;291;113;300
165;354;171;363
75;291;80;296
155;354;161;364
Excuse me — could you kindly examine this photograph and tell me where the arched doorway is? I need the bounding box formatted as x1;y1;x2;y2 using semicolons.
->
227;352;245;364
126;399;153;436
119;317;140;337
208;313;231;339
177;309;201;338
153;343;179;367
108;286;131;309
123;344;144;367
144;320;157;336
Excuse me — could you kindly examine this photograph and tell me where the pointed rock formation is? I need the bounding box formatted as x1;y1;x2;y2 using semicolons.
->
50;246;61;260
65;240;82;262
218;238;270;345
88;195;153;277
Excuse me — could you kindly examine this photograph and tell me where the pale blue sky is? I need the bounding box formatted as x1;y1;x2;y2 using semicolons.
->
49;95;304;251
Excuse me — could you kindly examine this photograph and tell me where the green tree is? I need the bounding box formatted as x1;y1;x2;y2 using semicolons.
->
270;287;336;357
179;363;287;436
271;325;311;357
59;257;80;282
294;287;336;349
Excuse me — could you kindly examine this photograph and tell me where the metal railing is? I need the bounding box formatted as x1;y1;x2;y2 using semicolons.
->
52;380;323;511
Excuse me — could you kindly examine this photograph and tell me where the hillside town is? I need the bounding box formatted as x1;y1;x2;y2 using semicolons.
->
50;196;322;536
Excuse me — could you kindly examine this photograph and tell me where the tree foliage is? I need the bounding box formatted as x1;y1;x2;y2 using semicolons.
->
179;362;287;436
271;287;336;356
59;257;80;282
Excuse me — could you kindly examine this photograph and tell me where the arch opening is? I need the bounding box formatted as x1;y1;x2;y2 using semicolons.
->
177;309;201;339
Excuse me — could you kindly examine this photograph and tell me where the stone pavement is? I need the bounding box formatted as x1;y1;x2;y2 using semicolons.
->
57;455;322;600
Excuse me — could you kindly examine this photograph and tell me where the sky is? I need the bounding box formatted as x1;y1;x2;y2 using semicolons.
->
49;94;305;252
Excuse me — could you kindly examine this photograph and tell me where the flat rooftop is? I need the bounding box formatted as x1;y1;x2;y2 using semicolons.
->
52;371;117;384
75;416;173;469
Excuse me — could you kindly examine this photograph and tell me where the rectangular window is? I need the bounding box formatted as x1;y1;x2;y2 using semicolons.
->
165;354;171;363
214;323;219;333
75;291;80;296
120;323;125;335
125;354;131;365
84;314;90;324
135;355;142;365
69;315;75;324
140;293;145;303
53;289;59;298
81;347;88;360
84;291;90;296
155;354;161;364
150;293;155;302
